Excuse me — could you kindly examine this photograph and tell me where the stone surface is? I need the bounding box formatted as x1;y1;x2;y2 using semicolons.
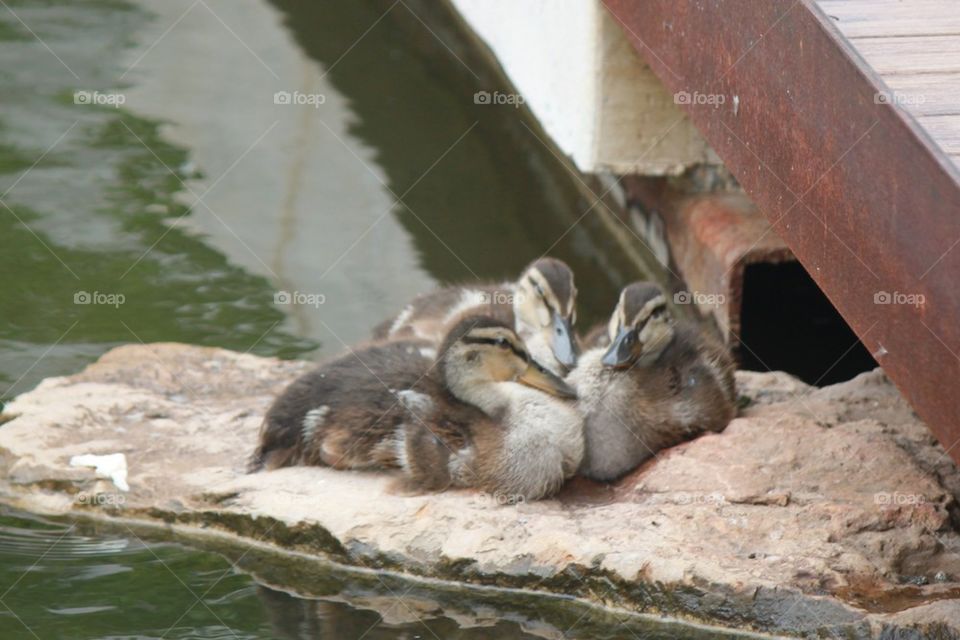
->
1;343;959;638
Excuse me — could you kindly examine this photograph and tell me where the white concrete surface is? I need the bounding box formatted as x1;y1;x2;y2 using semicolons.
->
450;0;715;175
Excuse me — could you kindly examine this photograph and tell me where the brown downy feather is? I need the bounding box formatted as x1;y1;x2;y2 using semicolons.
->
250;338;439;472
391;424;456;494
574;321;736;482
250;328;491;484
371;283;515;342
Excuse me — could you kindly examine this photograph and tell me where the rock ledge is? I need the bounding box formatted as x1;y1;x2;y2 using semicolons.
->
1;344;959;638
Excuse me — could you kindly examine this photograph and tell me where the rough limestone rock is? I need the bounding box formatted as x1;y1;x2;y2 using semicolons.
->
1;344;959;638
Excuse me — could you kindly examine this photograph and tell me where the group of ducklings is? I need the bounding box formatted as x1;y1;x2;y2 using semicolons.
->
250;258;737;501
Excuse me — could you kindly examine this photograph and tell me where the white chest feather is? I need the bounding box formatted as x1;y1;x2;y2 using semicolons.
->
499;384;584;480
565;349;614;413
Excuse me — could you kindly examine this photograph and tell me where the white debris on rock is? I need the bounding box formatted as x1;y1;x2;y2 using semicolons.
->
69;453;129;491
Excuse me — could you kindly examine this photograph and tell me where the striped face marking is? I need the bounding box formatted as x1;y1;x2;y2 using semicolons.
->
525;259;576;317
461;326;530;363
609;284;668;340
442;317;577;399
525;268;572;323
602;283;675;368
628;293;668;330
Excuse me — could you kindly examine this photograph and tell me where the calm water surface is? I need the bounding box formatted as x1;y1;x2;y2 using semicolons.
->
0;1;688;638
0;509;746;639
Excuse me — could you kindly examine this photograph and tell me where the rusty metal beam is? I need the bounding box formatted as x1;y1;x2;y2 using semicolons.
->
602;0;960;463
622;177;795;352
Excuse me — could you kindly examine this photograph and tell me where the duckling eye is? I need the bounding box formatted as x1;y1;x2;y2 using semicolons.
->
526;276;545;299
495;337;509;348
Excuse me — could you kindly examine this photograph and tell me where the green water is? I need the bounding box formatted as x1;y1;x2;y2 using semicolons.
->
0;0;690;637
0;0;639;405
0;509;749;639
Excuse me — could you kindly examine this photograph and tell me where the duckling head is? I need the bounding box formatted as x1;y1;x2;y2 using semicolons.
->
601;282;675;369
513;258;578;370
438;315;577;412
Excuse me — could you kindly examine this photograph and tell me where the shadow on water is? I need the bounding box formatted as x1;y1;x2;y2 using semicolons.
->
266;0;647;314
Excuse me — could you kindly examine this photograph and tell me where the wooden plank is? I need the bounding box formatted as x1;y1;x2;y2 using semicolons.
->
819;0;960;38
880;73;960;117
918;115;960;153
850;35;960;75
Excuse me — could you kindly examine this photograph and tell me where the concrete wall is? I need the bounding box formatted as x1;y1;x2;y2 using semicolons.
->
450;0;717;175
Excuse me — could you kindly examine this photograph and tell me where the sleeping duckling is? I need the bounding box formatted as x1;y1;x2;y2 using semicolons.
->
251;316;583;501
249;337;445;472
401;316;583;500
372;258;579;375
568;282;736;482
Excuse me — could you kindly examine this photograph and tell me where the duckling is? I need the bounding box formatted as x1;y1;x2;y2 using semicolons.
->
372;258;579;375
249;337;448;472
401;316;583;500
251;316;583;501
568;282;736;482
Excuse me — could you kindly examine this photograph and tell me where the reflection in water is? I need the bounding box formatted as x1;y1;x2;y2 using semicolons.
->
119;0;638;352
122;0;437;349
268;0;637;318
0;509;743;639
0;0;316;401
0;0;642;402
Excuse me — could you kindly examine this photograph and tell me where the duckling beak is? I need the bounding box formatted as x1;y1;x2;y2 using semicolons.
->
518;359;578;399
551;313;578;369
601;328;635;369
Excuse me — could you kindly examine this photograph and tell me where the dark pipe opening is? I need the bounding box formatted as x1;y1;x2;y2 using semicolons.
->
738;261;877;386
